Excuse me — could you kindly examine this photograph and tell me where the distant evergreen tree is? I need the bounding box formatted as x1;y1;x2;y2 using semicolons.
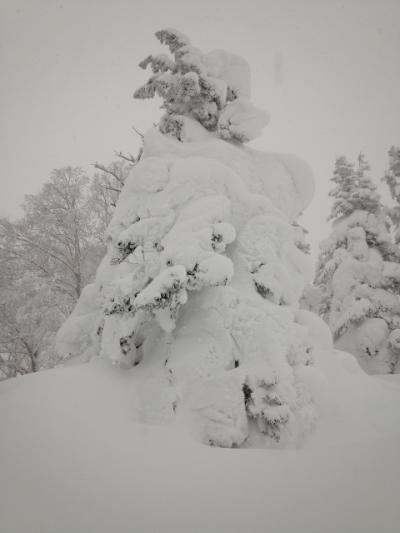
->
328;154;380;220
382;146;400;243
314;154;400;374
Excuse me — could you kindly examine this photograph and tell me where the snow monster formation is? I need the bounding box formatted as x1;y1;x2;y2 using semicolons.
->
314;155;400;374
57;29;327;448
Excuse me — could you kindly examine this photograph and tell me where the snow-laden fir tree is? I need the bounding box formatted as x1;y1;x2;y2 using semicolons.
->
382;146;400;243
383;146;400;202
133;29;269;143
314;154;400;374
57;29;333;447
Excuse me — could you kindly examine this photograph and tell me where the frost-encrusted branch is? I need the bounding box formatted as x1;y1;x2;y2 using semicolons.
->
243;369;291;442
155;29;191;54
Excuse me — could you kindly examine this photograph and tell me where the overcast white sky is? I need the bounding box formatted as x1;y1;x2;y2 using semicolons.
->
1;0;399;256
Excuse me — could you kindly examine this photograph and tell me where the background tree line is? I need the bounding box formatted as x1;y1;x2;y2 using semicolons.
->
1;144;399;379
0;151;138;379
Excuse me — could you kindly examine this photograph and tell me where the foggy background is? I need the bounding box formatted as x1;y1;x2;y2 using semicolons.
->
1;0;399;257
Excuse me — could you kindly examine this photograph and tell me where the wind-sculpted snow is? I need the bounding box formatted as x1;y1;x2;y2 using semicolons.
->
218;98;270;142
2;358;400;533
56;125;325;448
142;127;314;220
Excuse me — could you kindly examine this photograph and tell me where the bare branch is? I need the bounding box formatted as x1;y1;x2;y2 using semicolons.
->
14;232;77;276
131;125;144;139
93;163;124;185
115;151;137;164
102;184;122;194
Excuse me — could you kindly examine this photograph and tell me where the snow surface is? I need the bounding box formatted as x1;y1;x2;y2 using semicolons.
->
204;49;251;99
142;128;314;220
218;98;270;142
1;358;400;533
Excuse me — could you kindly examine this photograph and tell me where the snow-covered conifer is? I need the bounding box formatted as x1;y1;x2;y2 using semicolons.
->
328;154;380;220
57;29;327;447
382;146;400;243
314;154;400;373
383;146;400;203
134;29;269;142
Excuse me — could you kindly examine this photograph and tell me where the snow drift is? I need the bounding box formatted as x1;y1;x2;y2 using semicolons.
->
1;353;400;533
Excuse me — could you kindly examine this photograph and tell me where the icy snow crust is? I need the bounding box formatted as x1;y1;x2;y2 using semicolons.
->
57;127;319;447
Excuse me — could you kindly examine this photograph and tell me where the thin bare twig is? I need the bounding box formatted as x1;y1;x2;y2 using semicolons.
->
93;163;124;185
131;125;144;139
115;151;136;164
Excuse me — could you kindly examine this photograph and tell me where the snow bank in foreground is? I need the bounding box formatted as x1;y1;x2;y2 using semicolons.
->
1;359;399;533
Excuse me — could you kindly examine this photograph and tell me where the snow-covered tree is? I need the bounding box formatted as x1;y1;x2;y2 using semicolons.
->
314;154;400;374
0;167;108;304
57;29;330;448
0;166;118;379
382;146;400;243
328;154;380;220
134;29;269;143
90;158;136;240
0;273;66;379
383;146;400;202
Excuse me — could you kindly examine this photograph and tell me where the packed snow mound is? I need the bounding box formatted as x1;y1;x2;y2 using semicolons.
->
141;128;314;220
204;49;251;98
57;126;318;448
56;283;100;362
1;357;400;533
218;98;270;142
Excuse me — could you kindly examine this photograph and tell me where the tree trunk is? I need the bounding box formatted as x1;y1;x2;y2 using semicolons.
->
30;350;39;373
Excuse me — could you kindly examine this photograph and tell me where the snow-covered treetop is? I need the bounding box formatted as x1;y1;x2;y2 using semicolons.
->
328;153;381;221
134;28;269;143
